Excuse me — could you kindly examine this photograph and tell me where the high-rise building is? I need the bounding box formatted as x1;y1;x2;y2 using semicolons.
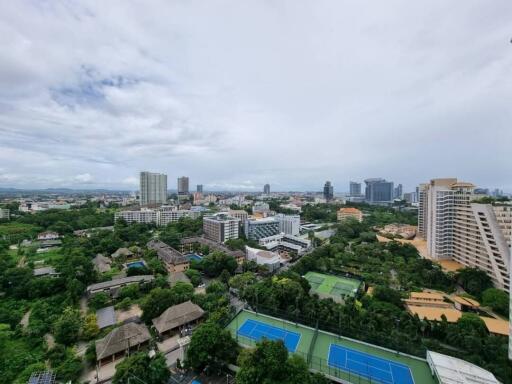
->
364;178;394;204
203;213;240;243
274;214;300;236
323;181;334;201
244;217;280;240
196;184;203;193
419;178;512;290
394;184;403;199
263;184;270;194
177;176;189;195
140;172;167;206
349;182;362;196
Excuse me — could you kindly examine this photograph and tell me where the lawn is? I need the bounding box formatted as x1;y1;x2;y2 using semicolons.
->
226;310;437;384
28;248;64;265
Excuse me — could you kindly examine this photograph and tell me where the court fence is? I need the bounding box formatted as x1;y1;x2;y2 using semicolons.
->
233;320;410;384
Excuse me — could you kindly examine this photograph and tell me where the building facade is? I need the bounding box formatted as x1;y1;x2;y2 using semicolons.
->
177;176;189;195
394;184;403;199
364;178;394;204
140;172;167;206
349;181;362;196
263;184;270;194
115;207;199;226
274;213;301;236
323;181;334;201
418;178;511;290
244;217;280;240
0;208;9;220
203;213;240;243
196;184;203;193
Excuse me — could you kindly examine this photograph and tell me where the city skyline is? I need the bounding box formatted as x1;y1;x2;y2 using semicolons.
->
0;2;511;192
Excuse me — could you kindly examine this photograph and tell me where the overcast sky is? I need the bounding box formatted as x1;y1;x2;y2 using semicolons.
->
0;1;511;192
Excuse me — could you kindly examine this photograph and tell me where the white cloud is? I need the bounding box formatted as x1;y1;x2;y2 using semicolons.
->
74;173;93;183
0;1;511;191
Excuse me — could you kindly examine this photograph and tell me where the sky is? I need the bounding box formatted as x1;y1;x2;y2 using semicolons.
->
0;1;511;192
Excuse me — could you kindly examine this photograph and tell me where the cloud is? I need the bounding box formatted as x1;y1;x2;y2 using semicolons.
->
74;173;94;183
0;1;511;192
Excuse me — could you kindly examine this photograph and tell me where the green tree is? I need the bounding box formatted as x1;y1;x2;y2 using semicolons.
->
113;352;170;384
482;288;509;317
82;313;100;340
88;292;110;310
141;283;194;322
236;339;314;384
185;322;238;374
54;307;82;345
456;268;493;297
201;251;237;277
185;268;202;287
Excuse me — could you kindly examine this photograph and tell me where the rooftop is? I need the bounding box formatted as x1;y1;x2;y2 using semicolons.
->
406;305;462;322
86;275;155;293
451;296;480;308
427;350;499;384
152;300;204;334
95;322;151;360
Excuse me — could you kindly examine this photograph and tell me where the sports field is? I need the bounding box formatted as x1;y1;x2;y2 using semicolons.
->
226;310;436;384
304;272;362;302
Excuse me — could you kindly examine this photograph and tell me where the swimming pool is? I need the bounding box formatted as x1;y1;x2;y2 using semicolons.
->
126;260;146;269
187;253;203;262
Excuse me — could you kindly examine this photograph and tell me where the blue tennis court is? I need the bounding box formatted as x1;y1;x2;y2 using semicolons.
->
237;319;301;352
328;344;414;384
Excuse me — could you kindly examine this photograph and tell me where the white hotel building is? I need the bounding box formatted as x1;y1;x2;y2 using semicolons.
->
418;178;511;290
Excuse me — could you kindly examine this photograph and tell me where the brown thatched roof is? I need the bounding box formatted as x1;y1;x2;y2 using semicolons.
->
152;300;204;334
95;322;150;360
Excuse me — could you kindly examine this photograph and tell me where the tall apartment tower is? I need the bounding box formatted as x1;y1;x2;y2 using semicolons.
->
196;184;203;193
349;181;362;196
177;176;189;195
263;184;270;195
418;178;511;290
394;184;403;199
364;178;394;204
323;181;334;201
140;172;167;206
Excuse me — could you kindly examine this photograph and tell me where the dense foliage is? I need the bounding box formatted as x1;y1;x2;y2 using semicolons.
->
113;352;170;384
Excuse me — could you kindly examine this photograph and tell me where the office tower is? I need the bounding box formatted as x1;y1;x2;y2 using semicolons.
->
323;181;334;201
394;184;403;199
419;178;512;290
177;176;189;195
196;184;203;193
140;171;167;206
364;178;394;204
349;181;362;196
244;217;280;240
274;214;301;236
203;213;240;243
263;184;270;194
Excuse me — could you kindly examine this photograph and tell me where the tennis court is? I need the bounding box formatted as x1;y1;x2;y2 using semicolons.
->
226;311;436;384
237;319;301;352
304;272;362;302
328;344;414;384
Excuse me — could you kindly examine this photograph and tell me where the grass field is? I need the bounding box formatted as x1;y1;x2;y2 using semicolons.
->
304;272;362;301
226;310;437;384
